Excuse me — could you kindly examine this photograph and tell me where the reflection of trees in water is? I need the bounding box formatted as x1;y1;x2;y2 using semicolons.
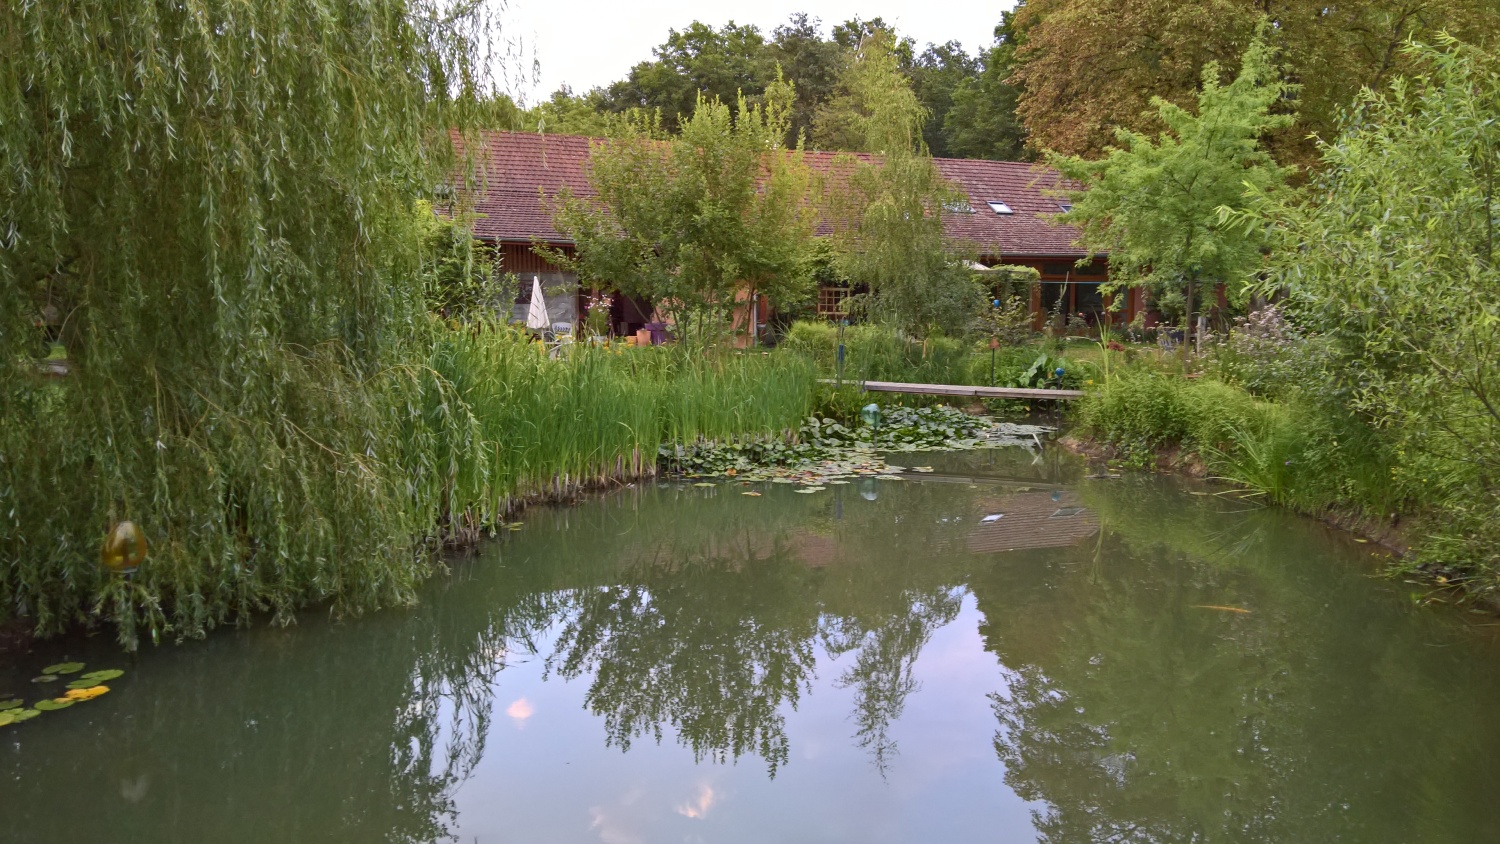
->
823;588;965;772
976;478;1500;844
544;563;821;775
506;481;985;775
0;555;584;843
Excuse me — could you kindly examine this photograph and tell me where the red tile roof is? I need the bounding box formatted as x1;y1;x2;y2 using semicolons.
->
452;130;1090;260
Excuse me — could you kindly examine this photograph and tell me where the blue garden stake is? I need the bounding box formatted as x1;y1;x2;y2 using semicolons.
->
836;319;848;387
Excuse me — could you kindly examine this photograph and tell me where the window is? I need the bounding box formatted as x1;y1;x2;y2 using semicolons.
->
817;286;852;319
1057;200;1073;213
987;200;1013;215
944;200;976;214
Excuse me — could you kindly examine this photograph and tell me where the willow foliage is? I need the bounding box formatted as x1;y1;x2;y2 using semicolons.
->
0;0;497;645
826;32;979;339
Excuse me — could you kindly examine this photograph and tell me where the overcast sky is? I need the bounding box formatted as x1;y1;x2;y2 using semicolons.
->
500;1;1016;104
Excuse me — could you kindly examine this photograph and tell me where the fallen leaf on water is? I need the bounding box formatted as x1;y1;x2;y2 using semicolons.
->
1192;605;1251;614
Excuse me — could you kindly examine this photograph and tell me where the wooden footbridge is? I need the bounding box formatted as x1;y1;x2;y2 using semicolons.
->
819;379;1086;401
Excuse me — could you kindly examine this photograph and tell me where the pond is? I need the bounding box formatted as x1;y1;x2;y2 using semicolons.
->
4;446;1500;843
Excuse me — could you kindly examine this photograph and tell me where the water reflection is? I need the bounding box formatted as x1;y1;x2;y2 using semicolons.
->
5;448;1500;843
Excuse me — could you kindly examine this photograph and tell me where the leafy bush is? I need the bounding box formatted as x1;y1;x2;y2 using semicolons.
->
781;321;972;385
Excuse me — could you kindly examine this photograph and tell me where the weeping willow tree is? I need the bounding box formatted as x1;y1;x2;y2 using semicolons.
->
0;1;497;645
826;32;980;339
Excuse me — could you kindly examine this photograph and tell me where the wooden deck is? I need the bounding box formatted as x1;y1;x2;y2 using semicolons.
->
819;379;1086;401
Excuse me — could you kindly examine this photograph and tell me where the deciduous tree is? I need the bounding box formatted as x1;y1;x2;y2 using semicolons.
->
1010;0;1498;163
826;33;980;338
1052;30;1294;335
549;80;818;347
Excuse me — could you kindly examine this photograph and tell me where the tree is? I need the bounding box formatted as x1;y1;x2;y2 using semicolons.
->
826;33;980;338
601;21;774;132
414;202;516;323
548;79;818;347
1231;37;1500;588
943;13;1029;161
0;0;491;643
1009;0;1499;163
768;13;845;145
1051;30;1294;337
520;86;628;137
908;41;981;158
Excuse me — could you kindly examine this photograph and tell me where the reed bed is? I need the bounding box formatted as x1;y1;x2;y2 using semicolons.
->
411;329;814;538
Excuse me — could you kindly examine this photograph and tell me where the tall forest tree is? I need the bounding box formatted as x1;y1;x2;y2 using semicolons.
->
601;21;773;132
943;12;1029;161
0;0;495;643
1010;0;1499;163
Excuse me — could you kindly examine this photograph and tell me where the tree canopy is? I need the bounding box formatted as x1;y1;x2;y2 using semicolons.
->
827;33;980;338
1231;37;1500;582
1010;0;1499;163
1052;30;1294;329
548;81;818;347
0;0;493;643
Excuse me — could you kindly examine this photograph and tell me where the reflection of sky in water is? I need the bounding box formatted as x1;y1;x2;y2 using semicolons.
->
450;593;1039;843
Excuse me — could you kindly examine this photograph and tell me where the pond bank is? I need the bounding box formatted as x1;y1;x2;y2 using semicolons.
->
1059;433;1412;554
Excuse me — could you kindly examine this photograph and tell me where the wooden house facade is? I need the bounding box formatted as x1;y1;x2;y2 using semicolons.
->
454;131;1128;337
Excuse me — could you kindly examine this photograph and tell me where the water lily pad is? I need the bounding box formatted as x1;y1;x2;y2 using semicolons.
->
912;466;934;473
692;482;716;488
31;675;59;684
0;712;13;726
828;480;850;485
740;491;762;497
793;487;822;494
79;669;123;683
0;699;21;711
771;478;793;484
66;678;105;690
34;698;73;711
9;708;38;722
42;662;84;675
875;475;904;481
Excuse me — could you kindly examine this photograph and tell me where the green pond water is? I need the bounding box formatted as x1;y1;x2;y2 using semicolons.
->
4;446;1500;843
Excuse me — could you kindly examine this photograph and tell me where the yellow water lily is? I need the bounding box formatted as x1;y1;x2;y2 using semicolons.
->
64;686;109;701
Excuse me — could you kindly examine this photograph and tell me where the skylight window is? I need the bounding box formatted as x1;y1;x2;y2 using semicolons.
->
1058;200;1074;213
943;200;976;214
987;200;1014;215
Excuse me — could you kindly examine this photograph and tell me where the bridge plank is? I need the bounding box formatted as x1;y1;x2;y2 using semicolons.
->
819;379;1086;400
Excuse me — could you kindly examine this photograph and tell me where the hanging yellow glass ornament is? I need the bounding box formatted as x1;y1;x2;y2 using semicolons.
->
101;521;147;575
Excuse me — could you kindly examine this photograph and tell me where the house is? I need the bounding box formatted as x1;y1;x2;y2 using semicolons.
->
452;131;1130;337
